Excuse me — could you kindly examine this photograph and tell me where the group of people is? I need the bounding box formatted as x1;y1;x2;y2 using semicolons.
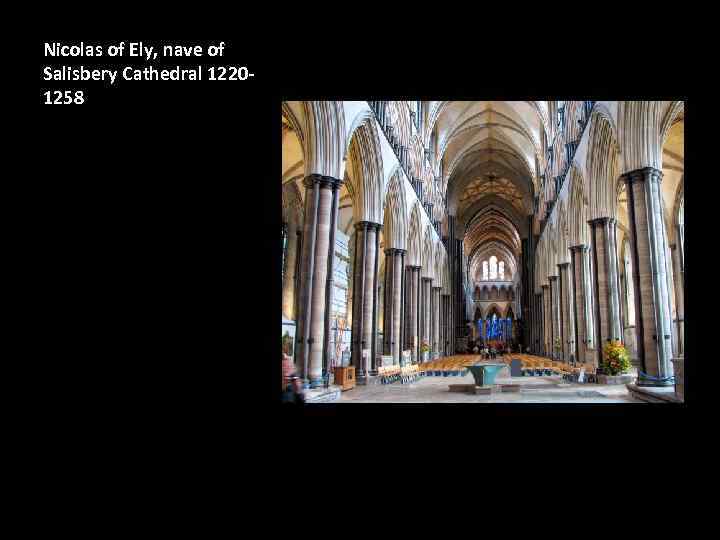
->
468;340;518;359
472;345;498;360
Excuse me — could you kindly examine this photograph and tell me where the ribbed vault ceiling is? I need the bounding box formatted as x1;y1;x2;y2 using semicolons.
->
430;101;546;285
459;174;525;216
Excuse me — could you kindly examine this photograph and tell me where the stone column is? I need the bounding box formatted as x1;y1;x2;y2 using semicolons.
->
323;179;341;376
295;175;343;388
351;222;369;378
558;262;573;362
432;286;441;359
537;292;542;355
393;250;405;364
421;277;432;356
281;219;299;320
531;292;536;353
588;217;623;366
405;266;421;362
541;285;550;356
370;226;381;374
419;276;425;359
383;249;406;365
454;238;465;353
622;167;675;386
403;266;410;359
548;276;559;360
570;245;590;364
445;215;457;355
442;294;450;356
383;249;395;364
429;285;436;358
534;292;542;354
350;222;380;383
296;178;319;381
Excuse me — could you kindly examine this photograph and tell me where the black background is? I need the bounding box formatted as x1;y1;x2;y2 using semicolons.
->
31;26;707;506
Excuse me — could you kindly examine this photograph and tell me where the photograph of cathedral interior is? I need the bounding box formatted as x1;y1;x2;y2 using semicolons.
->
282;101;685;404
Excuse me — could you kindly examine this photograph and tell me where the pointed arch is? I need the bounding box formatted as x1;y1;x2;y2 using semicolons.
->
282;102;306;154
587;111;620;219
486;303;503;318
303;101;345;179
660;101;685;148
568;165;590;246
345;117;384;224
406;202;423;267
421;226;435;280
441;250;449;294
546;222;559;276
282;180;304;226
619;100;666;174
433;240;444;287
556;201;570;264
382;169;408;250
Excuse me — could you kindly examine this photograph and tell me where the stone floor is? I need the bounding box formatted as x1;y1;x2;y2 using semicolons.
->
337;374;641;403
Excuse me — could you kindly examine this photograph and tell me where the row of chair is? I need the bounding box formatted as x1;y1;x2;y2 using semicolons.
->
512;354;597;382
418;355;480;377
376;364;423;384
398;353;600;383
377;365;402;384
400;365;422;384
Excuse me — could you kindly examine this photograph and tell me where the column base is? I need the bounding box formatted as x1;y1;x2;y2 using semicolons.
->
637;376;675;388
309;376;325;389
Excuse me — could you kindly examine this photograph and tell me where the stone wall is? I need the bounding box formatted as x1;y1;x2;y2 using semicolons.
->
331;230;350;320
623;326;639;366
329;231;351;364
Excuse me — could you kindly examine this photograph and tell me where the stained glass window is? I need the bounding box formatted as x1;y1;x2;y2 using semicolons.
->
489;256;498;280
499;261;505;280
482;261;488;280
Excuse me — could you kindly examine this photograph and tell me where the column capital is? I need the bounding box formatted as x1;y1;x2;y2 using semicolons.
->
432;286;442;291
588;217;610;227
541;284;549;290
557;262;570;270
569;244;589;253
407;265;422;270
421;277;433;283
355;221;383;231
548;275;558;282
303;174;344;190
621;166;663;185
384;248;406;256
